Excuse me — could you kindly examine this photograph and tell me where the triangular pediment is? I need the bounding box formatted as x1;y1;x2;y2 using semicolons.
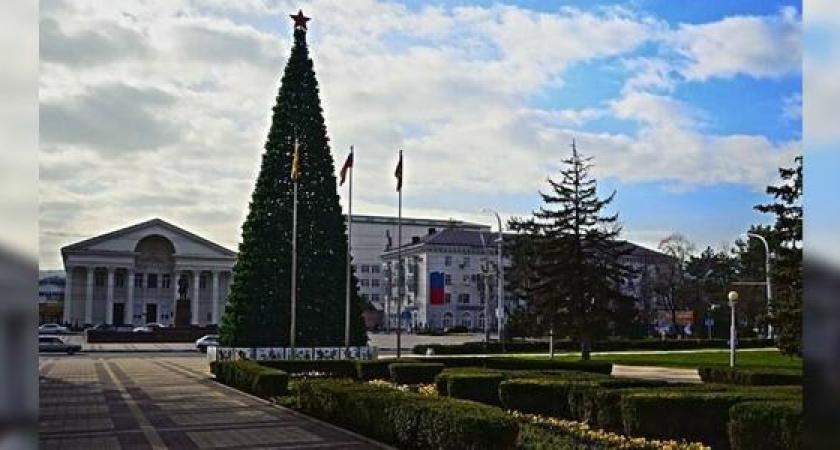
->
61;218;237;259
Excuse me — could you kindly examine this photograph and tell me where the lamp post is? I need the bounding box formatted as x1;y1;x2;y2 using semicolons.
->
481;208;504;349
746;233;773;339
728;291;739;367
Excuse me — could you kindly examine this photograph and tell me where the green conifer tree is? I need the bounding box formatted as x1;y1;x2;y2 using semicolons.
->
219;13;368;347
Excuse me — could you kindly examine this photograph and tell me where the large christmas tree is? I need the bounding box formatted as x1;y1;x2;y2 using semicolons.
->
219;11;368;347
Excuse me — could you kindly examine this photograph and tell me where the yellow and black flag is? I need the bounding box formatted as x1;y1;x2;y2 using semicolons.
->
291;139;301;181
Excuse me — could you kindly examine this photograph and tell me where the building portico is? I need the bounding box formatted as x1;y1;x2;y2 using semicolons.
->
61;219;236;327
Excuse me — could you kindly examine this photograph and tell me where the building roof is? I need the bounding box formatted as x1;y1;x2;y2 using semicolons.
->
346;214;489;230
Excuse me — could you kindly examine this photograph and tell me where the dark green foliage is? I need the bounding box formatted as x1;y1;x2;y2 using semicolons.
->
218;23;367;347
485;357;613;374
500;378;603;419
620;389;800;449
296;379;519;450
516;422;593;450
446;373;507;406
388;363;445;385
566;380;670;429
728;401;802;450
355;359;394;381
210;360;288;398
507;143;635;360
414;338;775;355
259;360;356;378
698;367;802;386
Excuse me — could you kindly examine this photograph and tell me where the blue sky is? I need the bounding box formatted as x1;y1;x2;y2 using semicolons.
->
38;0;802;267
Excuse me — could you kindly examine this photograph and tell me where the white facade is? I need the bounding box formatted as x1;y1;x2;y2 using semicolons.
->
346;215;489;311
61;218;236;327
380;229;510;332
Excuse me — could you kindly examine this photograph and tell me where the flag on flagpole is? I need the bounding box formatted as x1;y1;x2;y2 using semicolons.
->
394;150;403;191
339;146;354;186
291;139;301;181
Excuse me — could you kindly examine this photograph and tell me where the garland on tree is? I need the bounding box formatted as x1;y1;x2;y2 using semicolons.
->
219;11;368;347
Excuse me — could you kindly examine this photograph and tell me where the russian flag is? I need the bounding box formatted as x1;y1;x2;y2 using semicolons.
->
429;272;445;305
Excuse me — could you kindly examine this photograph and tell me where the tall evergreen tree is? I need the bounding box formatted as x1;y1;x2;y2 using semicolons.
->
755;156;802;356
509;142;634;360
219;12;367;347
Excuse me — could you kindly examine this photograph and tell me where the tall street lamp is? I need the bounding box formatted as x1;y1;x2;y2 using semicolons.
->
481;208;504;348
728;290;739;367
746;233;773;339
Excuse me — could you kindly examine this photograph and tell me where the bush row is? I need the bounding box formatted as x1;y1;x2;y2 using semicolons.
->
210;360;289;398
296;379;519;450
727;401;802;450
388;363;445;385
414;338;776;355
698;367;802;386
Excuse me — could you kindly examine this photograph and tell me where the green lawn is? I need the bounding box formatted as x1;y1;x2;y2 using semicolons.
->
515;349;802;371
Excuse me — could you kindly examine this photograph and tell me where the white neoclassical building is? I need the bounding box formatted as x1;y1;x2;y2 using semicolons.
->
61;218;236;327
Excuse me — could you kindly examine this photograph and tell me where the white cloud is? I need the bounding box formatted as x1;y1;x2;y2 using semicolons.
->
671;7;801;81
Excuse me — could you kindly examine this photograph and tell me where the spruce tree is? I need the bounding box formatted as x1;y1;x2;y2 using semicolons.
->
509;142;634;360
219;12;368;347
755;156;802;356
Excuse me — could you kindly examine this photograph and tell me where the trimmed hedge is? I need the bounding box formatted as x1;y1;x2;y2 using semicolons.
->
414;338;776;355
566;379;671;430
728;401;802;450
296;379;519;450
447;372;507;406
259;360;357;378
698;367;802;386
500;378;604;419
355;359;394;381
389;363;445;385
621;388;800;449
483;357;613;374
210;360;288;397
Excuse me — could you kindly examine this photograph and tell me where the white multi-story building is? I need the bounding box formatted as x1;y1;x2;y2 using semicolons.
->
346;215;489;312
61;218;236;328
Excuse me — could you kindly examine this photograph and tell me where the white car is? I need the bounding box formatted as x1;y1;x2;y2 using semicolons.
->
195;335;219;353
39;323;69;334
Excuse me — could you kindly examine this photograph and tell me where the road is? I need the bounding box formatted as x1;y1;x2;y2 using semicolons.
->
39;355;386;449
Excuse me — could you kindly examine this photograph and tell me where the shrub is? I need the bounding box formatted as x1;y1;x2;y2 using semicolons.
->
355;359;394;381
698;367;802;386
500;378;604;419
620;389;798;449
483;357;613;374
728;401;802;450
566;379;671;428
296;379;519;450
447;373;507;406
210;360;289;397
389;363;445;385
259;359;357;378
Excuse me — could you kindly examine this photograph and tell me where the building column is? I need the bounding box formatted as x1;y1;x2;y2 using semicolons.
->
173;270;182;326
192;270;201;325
211;270;220;325
85;266;94;325
63;266;73;325
105;267;115;325
126;268;134;326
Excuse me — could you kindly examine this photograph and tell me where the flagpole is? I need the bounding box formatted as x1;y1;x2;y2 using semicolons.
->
290;139;299;356
396;150;403;359
344;146;353;350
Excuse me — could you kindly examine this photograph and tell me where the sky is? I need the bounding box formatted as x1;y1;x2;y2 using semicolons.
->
38;0;803;269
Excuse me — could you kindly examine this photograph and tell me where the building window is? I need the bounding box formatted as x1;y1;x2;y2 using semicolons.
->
371;294;380;303
361;265;370;273
95;272;105;287
134;273;143;288
147;274;158;289
460;311;472;328
444;256;452;267
115;273;125;288
477;313;486;329
445;274;452;286
442;312;454;329
200;275;208;289
463;257;470;267
458;293;470;304
162;274;171;289
361;279;370;287
463;275;470;285
371;265;380;274
371;279;380;288
445;293;452;304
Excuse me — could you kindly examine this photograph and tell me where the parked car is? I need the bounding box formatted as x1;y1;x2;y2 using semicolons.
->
38;336;81;354
132;323;166;333
195;335;219;353
38;323;69;334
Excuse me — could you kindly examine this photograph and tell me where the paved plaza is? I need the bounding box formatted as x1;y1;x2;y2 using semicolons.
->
39;356;385;449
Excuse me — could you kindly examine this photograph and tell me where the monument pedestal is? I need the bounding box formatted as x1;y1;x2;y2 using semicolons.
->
175;298;191;328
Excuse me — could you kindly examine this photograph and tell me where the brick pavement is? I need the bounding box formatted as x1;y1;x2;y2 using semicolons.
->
39;356;385;449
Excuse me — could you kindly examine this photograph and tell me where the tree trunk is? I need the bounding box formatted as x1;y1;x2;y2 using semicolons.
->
580;331;592;361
